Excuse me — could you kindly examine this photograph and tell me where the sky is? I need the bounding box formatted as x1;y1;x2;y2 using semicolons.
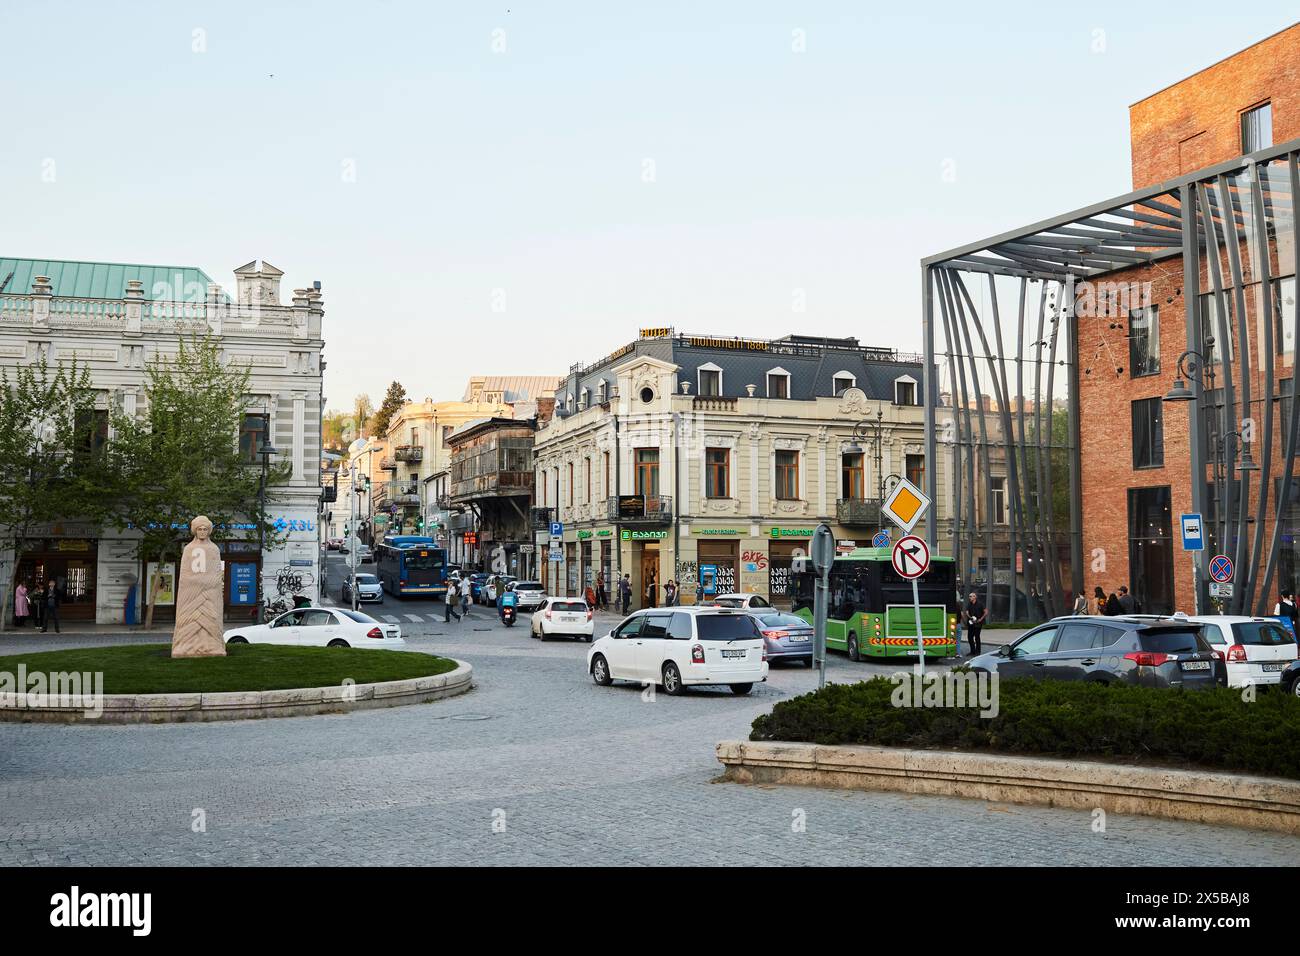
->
0;1;1294;409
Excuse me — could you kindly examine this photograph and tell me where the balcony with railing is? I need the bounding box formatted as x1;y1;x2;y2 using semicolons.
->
692;396;738;412
378;480;422;508
607;494;673;525
395;444;423;462
836;497;883;527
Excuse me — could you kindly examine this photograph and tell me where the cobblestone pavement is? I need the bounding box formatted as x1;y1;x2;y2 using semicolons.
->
0;564;1293;866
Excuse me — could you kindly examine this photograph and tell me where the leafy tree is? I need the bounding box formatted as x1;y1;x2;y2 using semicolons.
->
106;336;289;626
322;409;357;455
0;358;110;630
353;393;373;437
368;381;407;439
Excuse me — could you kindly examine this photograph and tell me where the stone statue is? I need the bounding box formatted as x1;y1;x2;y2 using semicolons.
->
172;516;226;658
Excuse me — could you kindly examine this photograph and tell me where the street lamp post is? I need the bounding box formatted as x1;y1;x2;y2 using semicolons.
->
256;418;279;624
845;410;887;506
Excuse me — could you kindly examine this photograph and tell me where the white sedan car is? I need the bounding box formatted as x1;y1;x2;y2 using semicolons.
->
224;607;406;650
531;598;594;642
586;607;767;695
708;592;773;610
1186;614;1298;687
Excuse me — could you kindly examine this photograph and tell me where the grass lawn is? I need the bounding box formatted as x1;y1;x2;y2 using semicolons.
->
0;643;457;694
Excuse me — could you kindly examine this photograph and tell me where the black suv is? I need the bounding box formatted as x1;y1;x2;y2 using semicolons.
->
968;616;1226;689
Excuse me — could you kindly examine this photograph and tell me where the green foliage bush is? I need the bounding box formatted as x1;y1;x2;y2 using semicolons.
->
749;677;1300;780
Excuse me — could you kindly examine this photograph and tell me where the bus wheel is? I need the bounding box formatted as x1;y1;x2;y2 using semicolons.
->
847;632;860;662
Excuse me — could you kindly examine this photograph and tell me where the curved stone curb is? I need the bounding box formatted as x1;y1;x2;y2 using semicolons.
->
0;660;473;724
716;740;1300;835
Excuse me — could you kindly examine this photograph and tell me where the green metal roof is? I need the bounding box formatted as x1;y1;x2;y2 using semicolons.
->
0;256;222;301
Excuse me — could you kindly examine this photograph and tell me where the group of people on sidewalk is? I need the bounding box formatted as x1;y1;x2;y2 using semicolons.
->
584;572;683;615
1076;585;1140;617
12;580;61;633
442;573;474;623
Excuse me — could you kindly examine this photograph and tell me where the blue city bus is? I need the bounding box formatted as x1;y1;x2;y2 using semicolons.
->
375;536;449;598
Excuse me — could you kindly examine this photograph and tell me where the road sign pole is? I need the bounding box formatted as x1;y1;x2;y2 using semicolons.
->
912;578;925;679
811;523;835;690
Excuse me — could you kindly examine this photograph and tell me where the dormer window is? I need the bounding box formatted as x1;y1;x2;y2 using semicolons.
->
565;392;574;412
698;363;723;397
766;367;791;399
597;379;608;404
832;372;856;396
894;374;918;406
580;387;590;409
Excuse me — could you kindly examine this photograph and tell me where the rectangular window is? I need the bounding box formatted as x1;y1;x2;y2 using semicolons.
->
833;375;854;396
75;408;109;457
1132;397;1164;469
238;413;266;462
567;462;574;506
895;380;917;405
775;450;799;500
706;448;730;498
991;476;1007;524
1129;306;1160;377
1241;103;1273;153
1276;277;1296;357
767;374;789;399
841;453;865;499
635;448;660;496
905;454;925;490
585;458;591;503
603;452;610;499
699;369;721;397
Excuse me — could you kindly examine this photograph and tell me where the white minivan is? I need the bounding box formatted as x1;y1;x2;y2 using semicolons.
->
586;607;768;696
1186;615;1298;687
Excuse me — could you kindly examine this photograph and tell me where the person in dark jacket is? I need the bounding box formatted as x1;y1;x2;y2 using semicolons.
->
40;580;60;633
1117;585;1136;615
963;591;987;656
1105;592;1123;616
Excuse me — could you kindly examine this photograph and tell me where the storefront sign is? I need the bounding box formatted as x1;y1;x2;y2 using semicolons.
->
639;327;674;339
55;539;92;552
682;335;768;351
578;530;593;540
695;528;740;536
596;529;612;537
621;530;668;540
617;495;646;519
768;527;815;538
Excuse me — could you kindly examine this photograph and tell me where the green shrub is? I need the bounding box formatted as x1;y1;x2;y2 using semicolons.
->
749;677;1300;780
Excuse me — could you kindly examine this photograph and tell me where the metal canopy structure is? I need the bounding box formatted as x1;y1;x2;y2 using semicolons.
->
920;136;1300;619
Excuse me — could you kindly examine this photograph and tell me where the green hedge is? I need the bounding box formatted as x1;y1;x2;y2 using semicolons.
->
749;676;1300;780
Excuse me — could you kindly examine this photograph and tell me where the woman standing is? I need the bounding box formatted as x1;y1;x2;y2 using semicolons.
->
13;581;29;627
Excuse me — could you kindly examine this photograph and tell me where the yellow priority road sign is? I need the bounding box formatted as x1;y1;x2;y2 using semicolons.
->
882;477;931;534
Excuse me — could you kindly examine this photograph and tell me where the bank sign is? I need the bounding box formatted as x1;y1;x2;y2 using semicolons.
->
768;527;815;538
621;530;668;540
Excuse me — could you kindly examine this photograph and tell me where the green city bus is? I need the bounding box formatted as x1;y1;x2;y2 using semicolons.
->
790;547;958;660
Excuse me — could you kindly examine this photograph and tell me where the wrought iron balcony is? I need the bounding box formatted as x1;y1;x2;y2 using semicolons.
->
379;480;421;507
395;444;423;462
607;494;673;525
836;497;883;527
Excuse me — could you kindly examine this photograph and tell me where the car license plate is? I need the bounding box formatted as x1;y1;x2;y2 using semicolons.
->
1180;661;1211;671
721;649;747;659
1263;662;1286;672
788;634;810;642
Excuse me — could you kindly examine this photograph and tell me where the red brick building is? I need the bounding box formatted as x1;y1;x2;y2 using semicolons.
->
1078;24;1299;613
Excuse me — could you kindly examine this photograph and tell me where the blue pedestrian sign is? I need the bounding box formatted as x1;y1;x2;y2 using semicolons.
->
872;530;891;548
1180;513;1204;552
1209;554;1234;583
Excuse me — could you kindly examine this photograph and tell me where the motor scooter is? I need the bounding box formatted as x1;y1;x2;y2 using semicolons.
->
499;588;518;627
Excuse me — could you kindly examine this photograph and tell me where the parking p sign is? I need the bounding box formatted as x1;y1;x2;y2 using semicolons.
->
1180;513;1204;552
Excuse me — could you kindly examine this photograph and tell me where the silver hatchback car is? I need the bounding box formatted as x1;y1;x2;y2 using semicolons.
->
750;611;814;667
342;573;383;604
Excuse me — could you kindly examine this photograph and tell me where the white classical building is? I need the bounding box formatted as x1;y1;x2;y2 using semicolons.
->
0;256;325;624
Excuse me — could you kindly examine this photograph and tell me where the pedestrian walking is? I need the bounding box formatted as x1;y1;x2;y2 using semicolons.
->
1105;592;1123;616
595;571;607;611
1071;590;1088;616
1117;585;1136;615
619;574;632;615
664;579;678;607
444;575;461;623
645;569;658;608
459;574;472;619
40;580;60;634
963;591;987;656
13;580;29;628
1092;586;1107;615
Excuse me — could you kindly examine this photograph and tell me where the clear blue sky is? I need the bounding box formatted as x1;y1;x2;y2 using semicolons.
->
0;2;1293;408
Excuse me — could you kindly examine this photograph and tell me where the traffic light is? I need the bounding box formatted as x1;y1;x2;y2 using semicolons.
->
415;516;424;531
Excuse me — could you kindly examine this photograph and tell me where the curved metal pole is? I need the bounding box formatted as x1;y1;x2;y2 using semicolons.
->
949;271;996;615
989;273;1031;622
1259;153;1300;606
1030;281;1053;614
1198;180;1238;588
933;269;963;567
1215;173;1254;614
1040;281;1066;618
1245;167;1276;613
938;269;978;589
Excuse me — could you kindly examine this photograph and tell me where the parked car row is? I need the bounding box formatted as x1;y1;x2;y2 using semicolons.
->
968;611;1300;692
